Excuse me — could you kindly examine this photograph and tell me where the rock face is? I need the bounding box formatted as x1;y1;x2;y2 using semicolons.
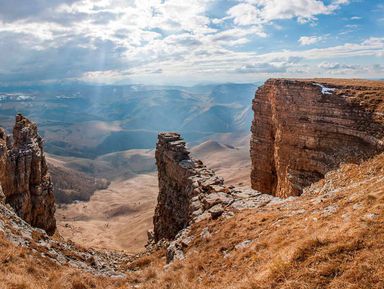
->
153;132;222;241
153;132;278;244
0;114;56;235
250;79;384;198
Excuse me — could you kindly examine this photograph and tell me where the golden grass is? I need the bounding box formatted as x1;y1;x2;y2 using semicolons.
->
0;234;127;289
0;152;383;289
122;152;384;289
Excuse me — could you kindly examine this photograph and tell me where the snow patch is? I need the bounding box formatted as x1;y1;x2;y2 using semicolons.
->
314;83;336;95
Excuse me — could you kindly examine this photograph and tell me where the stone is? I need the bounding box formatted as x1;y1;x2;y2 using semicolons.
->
230;194;275;210
147;229;154;243
203;192;233;209
363;213;378;220
200;227;211;240
322;205;338;217
250;79;384;198
166;242;184;263
208;203;224;219
235;240;253;250
194;211;211;223
0;114;56;235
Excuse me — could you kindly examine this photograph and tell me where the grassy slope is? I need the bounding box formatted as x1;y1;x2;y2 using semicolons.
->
1;152;383;289
129;152;384;289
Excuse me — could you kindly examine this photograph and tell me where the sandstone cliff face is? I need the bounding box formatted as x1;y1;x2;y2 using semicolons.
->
153;132;224;241
250;79;384;198
153;132;278;246
0;114;56;235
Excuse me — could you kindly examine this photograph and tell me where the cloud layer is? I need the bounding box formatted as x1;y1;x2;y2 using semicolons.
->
0;0;382;84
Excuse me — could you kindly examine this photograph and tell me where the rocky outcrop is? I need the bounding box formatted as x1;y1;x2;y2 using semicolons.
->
250;79;384;198
0;114;56;235
0;200;130;277
153;132;279;249
153;132;224;241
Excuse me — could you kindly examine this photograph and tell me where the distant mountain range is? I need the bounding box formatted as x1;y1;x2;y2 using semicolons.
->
0;82;260;158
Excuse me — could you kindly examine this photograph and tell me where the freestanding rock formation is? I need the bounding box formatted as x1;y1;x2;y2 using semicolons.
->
153;132;225;241
250;79;384;198
0;114;56;235
153;132;278;244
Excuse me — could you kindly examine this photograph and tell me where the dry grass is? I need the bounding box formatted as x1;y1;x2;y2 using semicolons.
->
0;152;383;289
122;152;384;289
0;234;127;289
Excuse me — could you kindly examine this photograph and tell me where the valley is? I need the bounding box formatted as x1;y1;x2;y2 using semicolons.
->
54;132;251;252
0;83;257;252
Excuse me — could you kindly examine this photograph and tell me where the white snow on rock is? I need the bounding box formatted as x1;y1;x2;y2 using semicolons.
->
314;83;336;95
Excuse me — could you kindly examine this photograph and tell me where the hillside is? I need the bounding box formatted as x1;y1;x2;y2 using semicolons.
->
126;150;384;289
46;155;110;203
191;137;251;187
1;143;383;289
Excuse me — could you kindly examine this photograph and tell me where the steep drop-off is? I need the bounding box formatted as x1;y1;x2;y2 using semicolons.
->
0;114;56;235
152;132;279;261
250;79;384;198
153;132;228;242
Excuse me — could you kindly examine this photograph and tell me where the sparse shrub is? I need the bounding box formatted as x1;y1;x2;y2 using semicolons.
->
268;256;290;282
292;237;327;262
71;280;87;289
127;255;153;270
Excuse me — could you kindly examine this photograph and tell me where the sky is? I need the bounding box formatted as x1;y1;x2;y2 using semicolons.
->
0;0;383;85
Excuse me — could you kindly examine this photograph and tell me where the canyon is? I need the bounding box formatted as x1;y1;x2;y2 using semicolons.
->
0;78;383;289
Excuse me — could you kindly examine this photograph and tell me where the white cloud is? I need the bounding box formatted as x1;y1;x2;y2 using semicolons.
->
227;0;349;26
318;62;357;70
299;36;323;45
227;3;261;26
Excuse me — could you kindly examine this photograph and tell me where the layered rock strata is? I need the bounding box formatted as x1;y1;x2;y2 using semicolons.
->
0;114;56;235
153;132;279;255
250;79;384;198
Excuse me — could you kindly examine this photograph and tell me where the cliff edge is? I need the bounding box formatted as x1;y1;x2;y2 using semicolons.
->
250;79;384;198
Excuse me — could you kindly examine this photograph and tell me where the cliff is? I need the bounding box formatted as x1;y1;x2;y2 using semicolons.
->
152;132;279;261
0;114;56;235
250;79;384;198
153;132;227;241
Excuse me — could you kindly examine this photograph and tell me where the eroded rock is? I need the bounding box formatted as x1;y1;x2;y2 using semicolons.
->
0;114;56;235
152;132;281;262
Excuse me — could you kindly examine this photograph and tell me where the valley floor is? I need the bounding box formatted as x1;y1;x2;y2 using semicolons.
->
56;173;158;253
55;137;252;253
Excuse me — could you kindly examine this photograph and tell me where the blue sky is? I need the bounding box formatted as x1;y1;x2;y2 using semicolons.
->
0;0;383;85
